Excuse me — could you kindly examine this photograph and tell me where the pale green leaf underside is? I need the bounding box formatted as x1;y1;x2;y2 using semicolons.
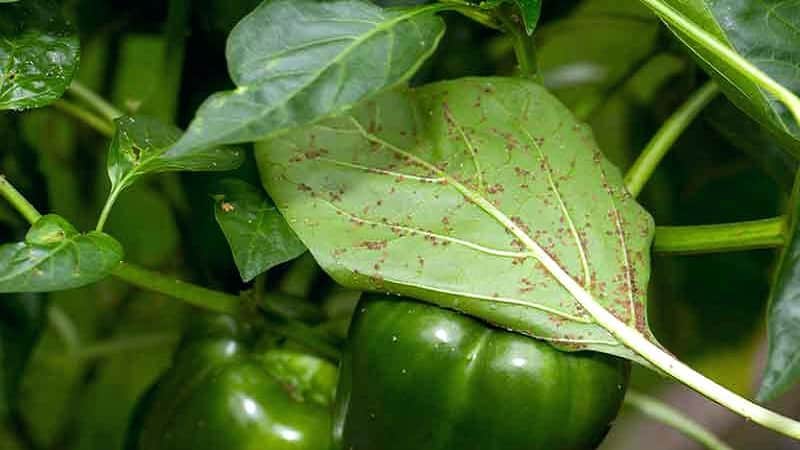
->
661;0;800;155
166;0;445;158
257;77;657;362
213;179;306;282
0;215;123;292
0;0;79;110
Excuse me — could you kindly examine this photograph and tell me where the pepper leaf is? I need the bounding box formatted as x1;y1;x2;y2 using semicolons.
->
165;0;445;158
758;171;800;401
108;115;244;194
0;215;123;293
651;0;800;157
0;0;80;110
514;0;541;34
475;0;541;34
257;77;657;362
213;178;306;282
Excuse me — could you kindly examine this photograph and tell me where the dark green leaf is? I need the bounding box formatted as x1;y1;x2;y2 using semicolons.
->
0;0;80;110
514;0;541;34
213;178;306;282
0;215;123;293
656;0;800;156
0;293;45;418
108;115;244;194
476;0;541;34
706;98;797;191
758;171;800;401
257;77;657;362
166;0;446;157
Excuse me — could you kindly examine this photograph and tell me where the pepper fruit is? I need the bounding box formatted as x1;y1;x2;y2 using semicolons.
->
333;295;630;450
126;314;337;450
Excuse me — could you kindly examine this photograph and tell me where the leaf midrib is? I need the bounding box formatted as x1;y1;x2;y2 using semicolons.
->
345;117;613;326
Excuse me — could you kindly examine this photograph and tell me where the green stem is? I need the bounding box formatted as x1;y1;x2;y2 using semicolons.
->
67;80;123;122
0;175;338;360
496;9;540;80
96;185;123;232
112;263;340;361
654;217;786;254
625;81;720;197
53;99;115;137
636;0;800;130
111;263;241;315
625;390;735;450
0;175;42;224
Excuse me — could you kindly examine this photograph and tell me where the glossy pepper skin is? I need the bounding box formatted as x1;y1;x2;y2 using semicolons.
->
126;315;337;450
333;295;630;450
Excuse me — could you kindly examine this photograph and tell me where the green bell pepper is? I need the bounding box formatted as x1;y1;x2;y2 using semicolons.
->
333;295;630;450
126;314;337;450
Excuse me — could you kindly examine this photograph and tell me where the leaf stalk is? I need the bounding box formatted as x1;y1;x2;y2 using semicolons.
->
625;81;719;197
0;175;42;225
654;217;786;254
53;99;115;137
67;80;123;122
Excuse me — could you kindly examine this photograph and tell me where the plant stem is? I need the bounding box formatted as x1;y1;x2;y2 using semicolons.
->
67;80;123;122
95;185;123;232
0;170;338;361
110;263;342;360
496;9;540;80
625;390;734;450
0;175;42;224
654;217;786;254
53;99;115;137
625;81;719;197
111;263;241;315
636;0;800;131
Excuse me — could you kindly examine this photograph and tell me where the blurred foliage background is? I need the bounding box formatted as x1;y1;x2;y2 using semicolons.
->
1;0;798;449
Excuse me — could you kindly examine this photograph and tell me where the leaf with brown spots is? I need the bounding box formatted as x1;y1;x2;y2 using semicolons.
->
257;77;658;363
212;179;306;282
